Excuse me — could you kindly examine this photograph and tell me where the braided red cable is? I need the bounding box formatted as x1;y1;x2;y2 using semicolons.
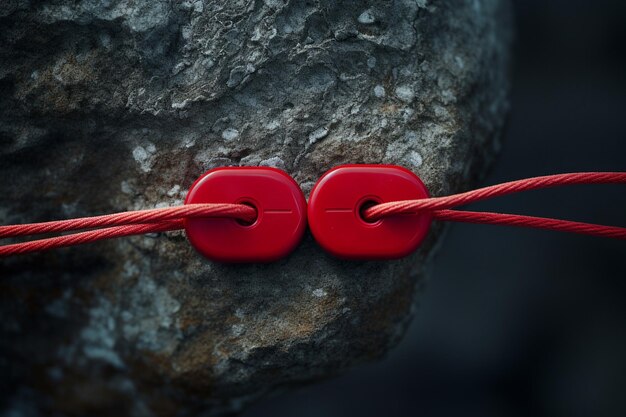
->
363;172;626;239
0;204;256;238
432;210;626;239
2;172;625;258
0;220;184;257
0;204;256;257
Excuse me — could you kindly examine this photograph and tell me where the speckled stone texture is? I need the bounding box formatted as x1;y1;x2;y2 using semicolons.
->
0;0;511;415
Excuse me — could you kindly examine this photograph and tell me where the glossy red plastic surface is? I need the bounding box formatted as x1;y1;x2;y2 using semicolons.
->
308;165;432;260
184;167;307;263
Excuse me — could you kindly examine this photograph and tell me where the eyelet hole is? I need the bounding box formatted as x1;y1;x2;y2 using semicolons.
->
358;199;381;224
236;201;259;227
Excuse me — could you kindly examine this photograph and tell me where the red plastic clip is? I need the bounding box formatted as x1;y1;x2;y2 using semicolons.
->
184;167;307;262
308;165;432;260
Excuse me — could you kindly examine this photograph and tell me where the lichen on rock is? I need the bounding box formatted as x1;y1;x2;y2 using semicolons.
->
0;0;512;415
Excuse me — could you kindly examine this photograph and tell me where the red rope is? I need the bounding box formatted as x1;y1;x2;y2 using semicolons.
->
363;172;626;239
0;204;256;238
0;204;256;257
2;172;625;258
432;210;626;239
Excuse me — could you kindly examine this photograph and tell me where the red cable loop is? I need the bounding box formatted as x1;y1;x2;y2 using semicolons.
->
1;172;625;258
0;204;256;257
363;172;626;240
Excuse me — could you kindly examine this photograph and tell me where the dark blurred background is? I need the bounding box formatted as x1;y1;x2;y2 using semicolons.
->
243;1;626;416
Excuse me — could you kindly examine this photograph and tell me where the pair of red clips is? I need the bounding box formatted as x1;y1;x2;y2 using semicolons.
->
185;166;431;262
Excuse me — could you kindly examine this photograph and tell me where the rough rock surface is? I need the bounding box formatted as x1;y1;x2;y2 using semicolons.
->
0;0;511;415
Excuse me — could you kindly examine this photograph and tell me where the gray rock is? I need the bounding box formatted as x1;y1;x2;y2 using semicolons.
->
0;0;512;415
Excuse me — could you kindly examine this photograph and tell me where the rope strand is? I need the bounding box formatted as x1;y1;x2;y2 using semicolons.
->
432;210;626;239
363;172;626;240
0;203;256;257
0;220;184;257
0;204;256;238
